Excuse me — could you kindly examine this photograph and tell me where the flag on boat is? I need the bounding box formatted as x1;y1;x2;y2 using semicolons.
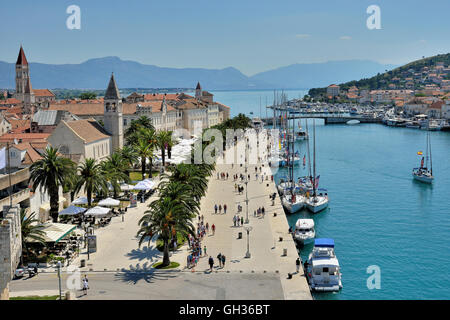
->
420;157;424;168
417;151;423;155
314;175;320;189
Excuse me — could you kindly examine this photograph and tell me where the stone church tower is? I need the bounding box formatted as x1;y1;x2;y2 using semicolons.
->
104;73;123;152
15;46;30;102
195;82;202;99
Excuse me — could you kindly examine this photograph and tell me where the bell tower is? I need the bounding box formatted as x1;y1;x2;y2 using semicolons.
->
15;46;31;102
103;73;123;152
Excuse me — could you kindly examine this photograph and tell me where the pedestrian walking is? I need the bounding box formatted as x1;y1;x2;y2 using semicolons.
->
82;275;89;295
241;216;244;225
219;204;222;214
204;246;207;256
253;210;256;217
224;204;227;214
296;258;301;273
206;222;209;233
217;172;219;179
233;215;236;227
214;204;218;214
187;254;191;268
221;254;226;268
208;256;214;271
212;224;216;235
217;253;222;268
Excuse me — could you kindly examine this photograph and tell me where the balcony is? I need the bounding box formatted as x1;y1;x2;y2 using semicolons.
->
0;167;30;191
0;188;30;209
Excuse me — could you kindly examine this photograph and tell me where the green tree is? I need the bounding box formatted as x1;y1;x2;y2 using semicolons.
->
20;209;46;265
101;153;131;198
156;130;173;168
137;183;195;267
74;158;108;207
29;147;76;222
79;92;97;100
119;145;139;175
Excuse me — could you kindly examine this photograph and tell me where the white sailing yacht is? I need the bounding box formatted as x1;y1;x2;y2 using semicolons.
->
281;113;305;214
305;120;329;213
412;131;434;183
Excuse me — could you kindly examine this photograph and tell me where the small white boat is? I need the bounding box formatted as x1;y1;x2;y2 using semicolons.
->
294;219;315;244
305;194;329;213
282;194;305;213
412;132;434;184
306;238;342;292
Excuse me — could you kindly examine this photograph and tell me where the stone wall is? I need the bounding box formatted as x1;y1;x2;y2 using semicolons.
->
0;205;22;300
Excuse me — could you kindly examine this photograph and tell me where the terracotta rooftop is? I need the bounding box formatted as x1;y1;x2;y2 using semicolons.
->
33;89;55;97
0;132;50;143
64;119;110;143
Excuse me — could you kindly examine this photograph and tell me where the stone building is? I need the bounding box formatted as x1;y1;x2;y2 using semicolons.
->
0;205;22;300
103;73;124;152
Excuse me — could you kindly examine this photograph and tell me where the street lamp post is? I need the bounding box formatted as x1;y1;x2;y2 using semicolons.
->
244;179;249;224
244;226;253;258
57;261;62;300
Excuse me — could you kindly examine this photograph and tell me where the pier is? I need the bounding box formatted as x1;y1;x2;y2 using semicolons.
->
261;112;382;125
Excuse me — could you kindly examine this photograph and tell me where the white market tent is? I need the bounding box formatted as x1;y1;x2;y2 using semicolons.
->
27;223;77;243
72;196;89;205
58;205;86;216
98;197;120;207
85;206;110;217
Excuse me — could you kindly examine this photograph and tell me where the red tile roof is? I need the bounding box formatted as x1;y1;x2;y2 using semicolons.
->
33;89;55;97
0;132;50;143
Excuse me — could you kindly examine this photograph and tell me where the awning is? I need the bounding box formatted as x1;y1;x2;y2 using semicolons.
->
98;197;120;207
27;222;76;243
59;205;86;216
85;206;110;217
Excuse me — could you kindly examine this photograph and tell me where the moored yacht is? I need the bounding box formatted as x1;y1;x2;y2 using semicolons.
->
306;238;342;292
305;193;329;213
282;193;305;214
293;219;315;244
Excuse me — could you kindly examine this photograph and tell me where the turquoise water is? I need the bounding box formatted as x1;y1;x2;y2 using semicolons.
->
210;89;308;118
275;120;450;300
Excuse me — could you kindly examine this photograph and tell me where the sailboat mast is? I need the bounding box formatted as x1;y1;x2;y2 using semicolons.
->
305;120;312;189
429;132;433;175
313;119;316;198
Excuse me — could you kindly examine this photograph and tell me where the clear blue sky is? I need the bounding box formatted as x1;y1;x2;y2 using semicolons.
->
1;0;450;75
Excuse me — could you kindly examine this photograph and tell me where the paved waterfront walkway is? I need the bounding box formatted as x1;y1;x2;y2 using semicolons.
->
190;138;312;300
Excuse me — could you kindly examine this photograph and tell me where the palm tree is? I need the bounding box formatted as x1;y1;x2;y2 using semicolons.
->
29;147;76;222
101;153;131;198
156;130;173;168
125;116;155;145
137;183;195;267
120;145;138;173
74;158;108;207
20;209;46;265
134;138;154;179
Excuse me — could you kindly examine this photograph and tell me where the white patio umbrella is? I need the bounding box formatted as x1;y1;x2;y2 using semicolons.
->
58;205;86;216
133;179;155;190
98;197;120;207
120;183;135;191
72;196;88;205
85;206;110;217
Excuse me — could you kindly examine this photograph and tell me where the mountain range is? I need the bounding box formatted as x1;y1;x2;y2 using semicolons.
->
0;56;396;91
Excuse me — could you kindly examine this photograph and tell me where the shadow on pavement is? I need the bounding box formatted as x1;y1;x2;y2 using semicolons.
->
114;262;178;284
125;245;161;262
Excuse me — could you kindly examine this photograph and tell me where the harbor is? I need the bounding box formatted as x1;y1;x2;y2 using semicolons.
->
267;118;450;299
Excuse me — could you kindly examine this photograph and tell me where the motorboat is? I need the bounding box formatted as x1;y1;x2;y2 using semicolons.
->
293;219;315;244
306;238;342;292
282;193;305;214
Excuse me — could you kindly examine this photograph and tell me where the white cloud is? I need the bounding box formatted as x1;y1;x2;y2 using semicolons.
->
339;36;352;40
295;34;311;39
